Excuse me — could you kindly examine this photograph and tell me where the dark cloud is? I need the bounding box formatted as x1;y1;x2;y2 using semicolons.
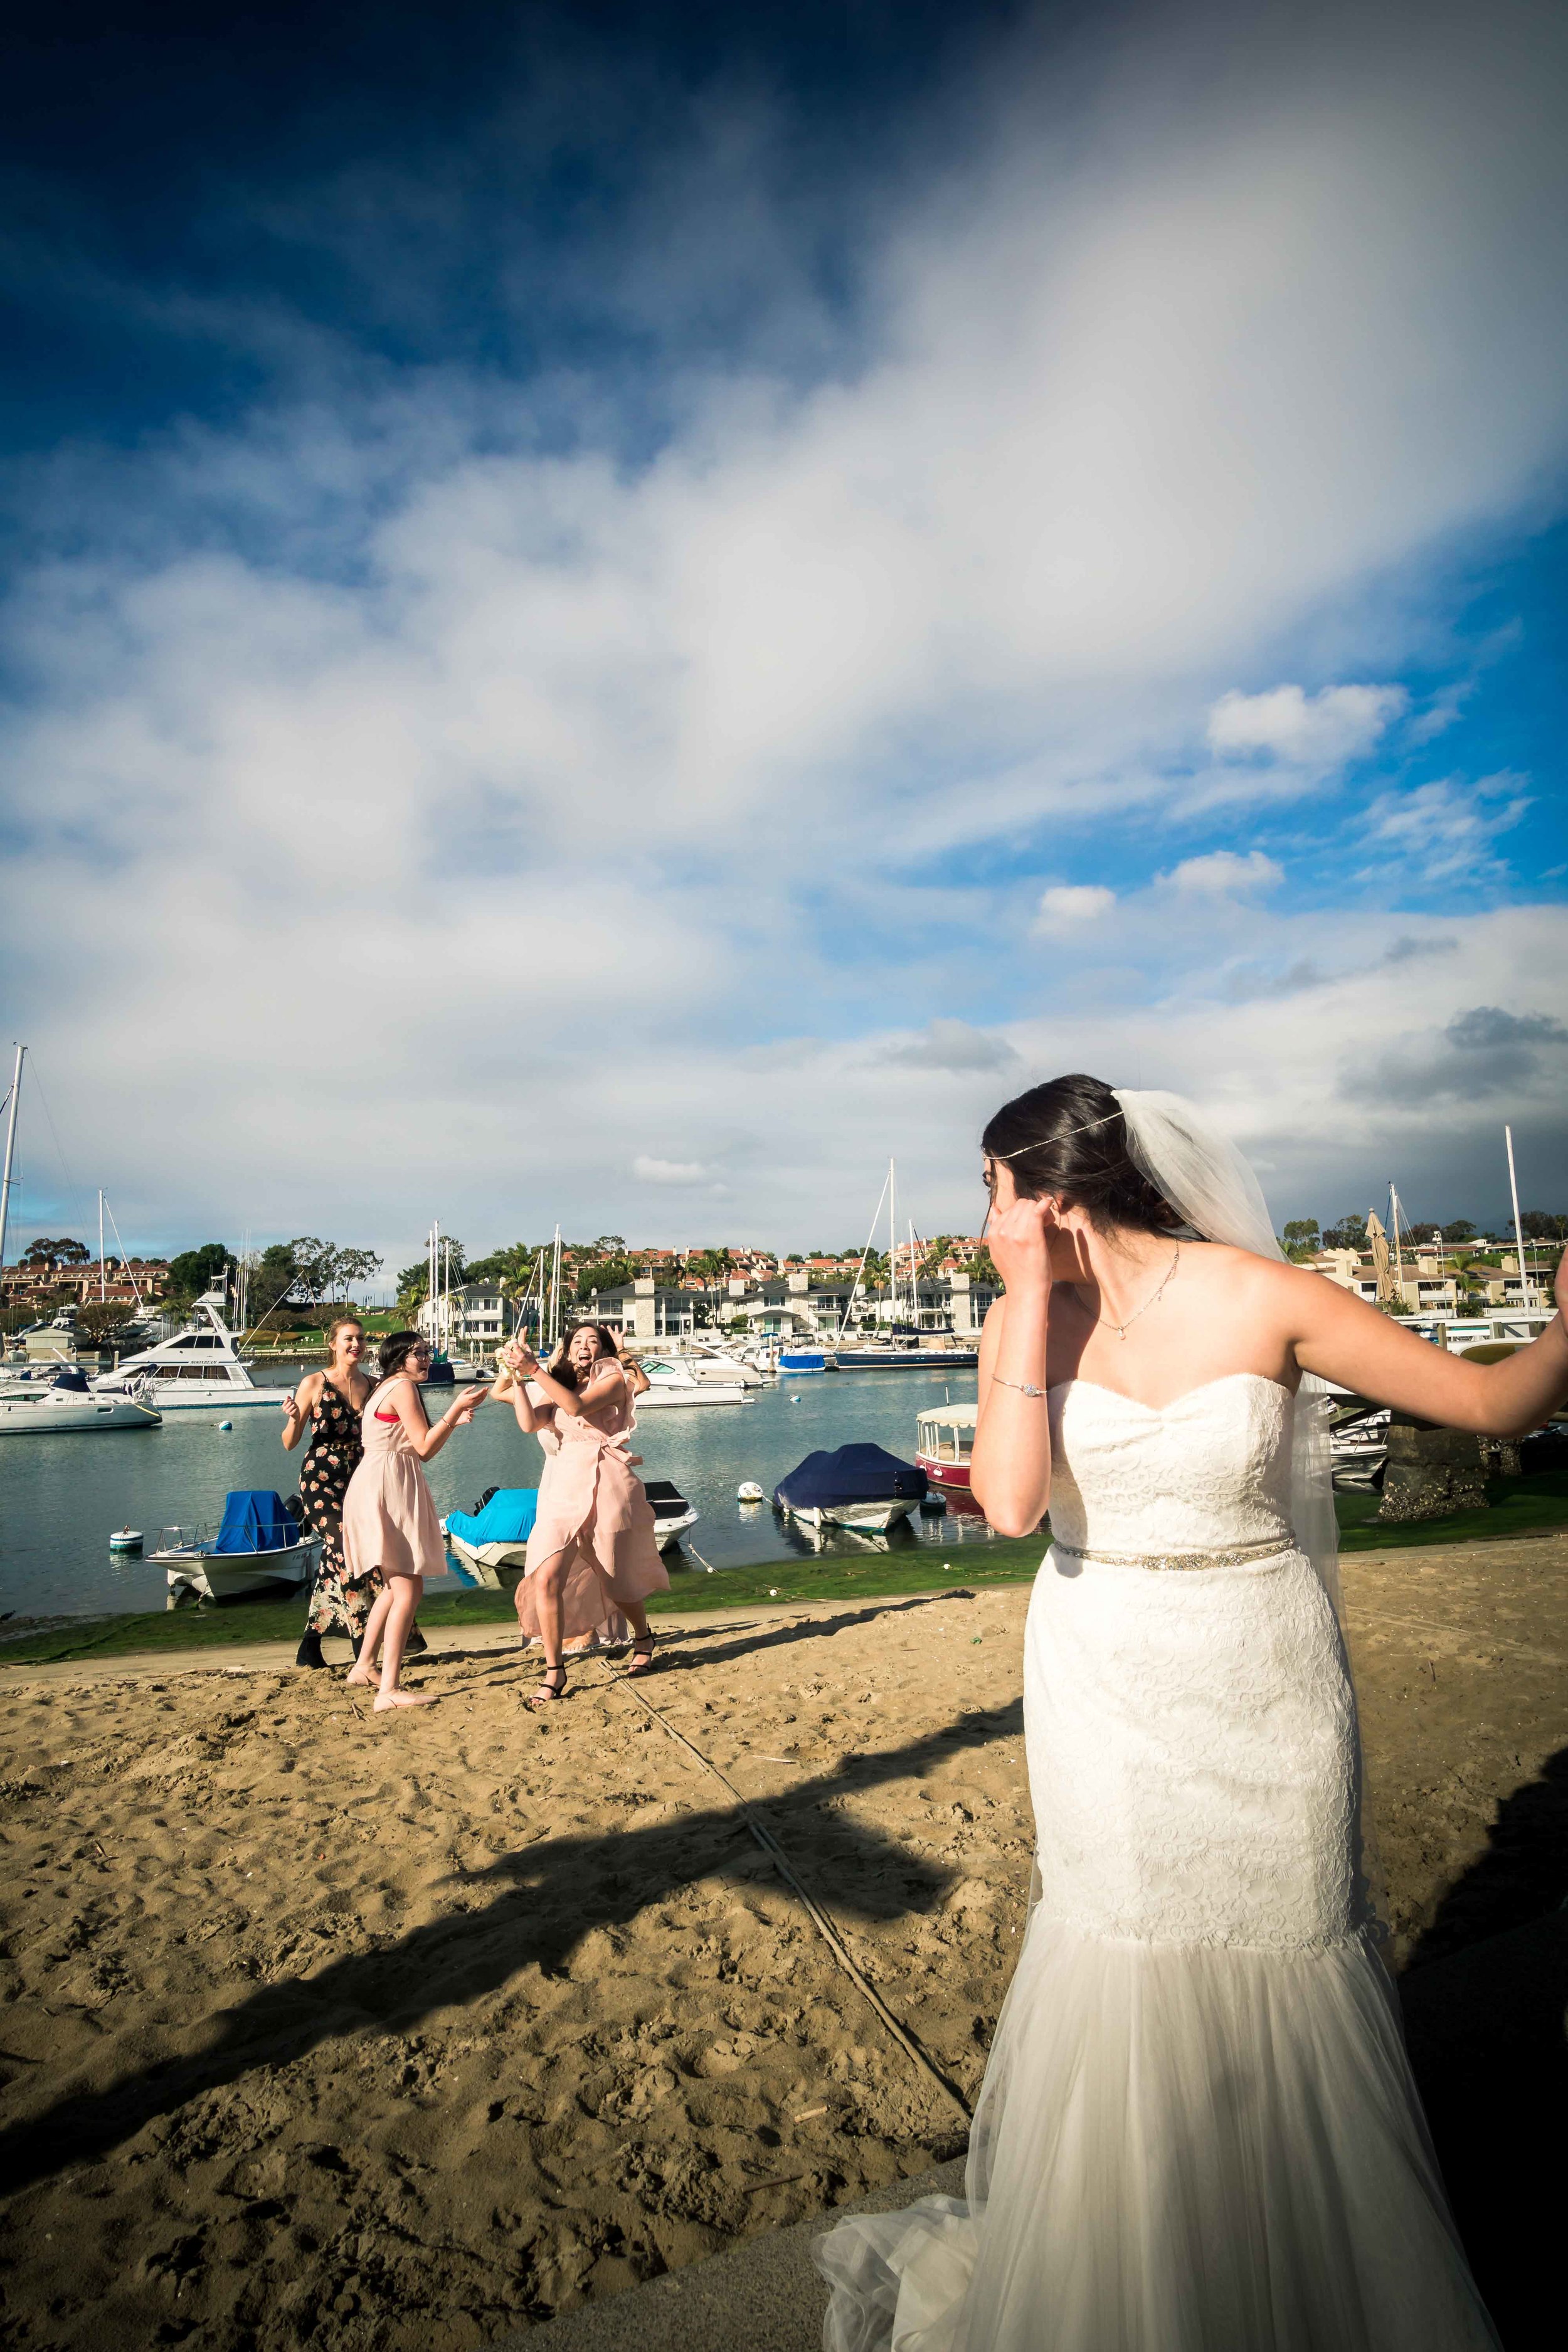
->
874;1019;1020;1073
1222;958;1328;1002
1381;935;1459;965
1342;1004;1568;1106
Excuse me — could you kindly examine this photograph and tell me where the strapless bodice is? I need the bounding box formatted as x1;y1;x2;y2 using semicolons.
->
1047;1372;1296;1556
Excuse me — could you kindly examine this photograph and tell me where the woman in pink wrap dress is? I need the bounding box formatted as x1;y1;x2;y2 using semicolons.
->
497;1322;668;1703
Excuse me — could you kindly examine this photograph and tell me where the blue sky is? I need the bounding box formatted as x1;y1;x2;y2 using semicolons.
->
1;0;1565;1271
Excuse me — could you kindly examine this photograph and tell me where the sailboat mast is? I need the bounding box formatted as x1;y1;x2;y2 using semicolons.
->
1505;1125;1532;1308
0;1044;24;1271
1389;1182;1406;1309
98;1189;105;1300
887;1157;896;1327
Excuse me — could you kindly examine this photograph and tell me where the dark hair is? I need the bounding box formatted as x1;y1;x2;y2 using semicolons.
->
550;1322;620;1393
982;1073;1180;1236
377;1328;430;1377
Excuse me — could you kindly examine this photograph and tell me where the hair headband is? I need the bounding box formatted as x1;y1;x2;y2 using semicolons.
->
985;1109;1120;1163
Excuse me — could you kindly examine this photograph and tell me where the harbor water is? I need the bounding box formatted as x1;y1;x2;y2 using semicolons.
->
0;1367;1000;1621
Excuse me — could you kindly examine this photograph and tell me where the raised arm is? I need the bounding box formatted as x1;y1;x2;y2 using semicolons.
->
494;1353;553;1435
388;1373;484;1460
1290;1253;1568;1435
507;1345;625;1422
280;1369;322;1453
969;1195;1057;1537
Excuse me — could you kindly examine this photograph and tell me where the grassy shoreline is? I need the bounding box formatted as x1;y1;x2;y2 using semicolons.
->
4;1473;1564;1670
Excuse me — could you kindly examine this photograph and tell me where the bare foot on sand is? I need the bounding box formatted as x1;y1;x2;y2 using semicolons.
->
373;1688;436;1710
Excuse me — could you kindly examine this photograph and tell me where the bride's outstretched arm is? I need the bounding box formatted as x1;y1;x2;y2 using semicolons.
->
1291;1249;1568;1436
970;1196;1057;1537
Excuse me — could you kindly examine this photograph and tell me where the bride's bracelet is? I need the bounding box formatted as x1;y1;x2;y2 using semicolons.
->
992;1374;1048;1398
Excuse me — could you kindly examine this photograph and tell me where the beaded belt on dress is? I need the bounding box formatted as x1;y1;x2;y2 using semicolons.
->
1051;1534;1292;1572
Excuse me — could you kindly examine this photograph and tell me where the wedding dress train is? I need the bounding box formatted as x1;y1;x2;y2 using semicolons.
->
815;1375;1498;2351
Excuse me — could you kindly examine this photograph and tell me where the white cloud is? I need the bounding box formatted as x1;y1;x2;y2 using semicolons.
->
1205;683;1407;768
1;0;1567;1253
1362;774;1530;884
1034;884;1116;933
633;1157;713;1185
1163;850;1284;894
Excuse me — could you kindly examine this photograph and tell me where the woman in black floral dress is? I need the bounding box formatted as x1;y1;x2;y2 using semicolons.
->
282;1316;376;1666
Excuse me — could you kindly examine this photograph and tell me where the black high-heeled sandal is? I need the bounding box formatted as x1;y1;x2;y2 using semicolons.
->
624;1634;657;1677
531;1663;568;1707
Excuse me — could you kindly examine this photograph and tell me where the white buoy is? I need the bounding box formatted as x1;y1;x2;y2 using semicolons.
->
789;1394;802;1403
736;1481;765;1503
218;1419;233;1431
109;1528;142;1553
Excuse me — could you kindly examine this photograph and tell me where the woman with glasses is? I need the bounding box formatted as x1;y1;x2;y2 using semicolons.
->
342;1330;484;1709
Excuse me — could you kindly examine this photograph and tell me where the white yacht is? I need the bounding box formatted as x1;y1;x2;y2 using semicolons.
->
92;1289;284;1414
0;1365;161;1434
632;1355;750;1408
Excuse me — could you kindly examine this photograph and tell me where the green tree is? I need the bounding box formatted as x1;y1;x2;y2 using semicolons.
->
167;1242;232;1296
688;1248;733;1284
1442;1219;1478;1243
396;1263;428;1315
75;1301;139;1350
252;1242;302;1320
1320;1214;1368;1252
1520;1209;1568;1242
21;1236;90;1268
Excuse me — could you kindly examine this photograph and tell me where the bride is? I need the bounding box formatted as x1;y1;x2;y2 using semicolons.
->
816;1074;1562;2351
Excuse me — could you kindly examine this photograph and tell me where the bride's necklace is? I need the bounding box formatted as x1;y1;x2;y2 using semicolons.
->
1084;1242;1181;1340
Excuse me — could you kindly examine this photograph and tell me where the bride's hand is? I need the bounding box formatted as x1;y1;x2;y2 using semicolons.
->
987;1195;1058;1295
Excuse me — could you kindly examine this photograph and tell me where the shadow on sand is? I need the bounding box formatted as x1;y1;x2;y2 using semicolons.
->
1399;1744;1568;2349
0;1621;1021;2200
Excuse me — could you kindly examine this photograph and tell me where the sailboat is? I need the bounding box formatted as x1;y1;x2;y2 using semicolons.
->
832;1160;978;1369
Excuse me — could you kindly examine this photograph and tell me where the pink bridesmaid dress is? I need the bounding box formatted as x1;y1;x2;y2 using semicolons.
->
516;1371;669;1641
341;1386;450;1582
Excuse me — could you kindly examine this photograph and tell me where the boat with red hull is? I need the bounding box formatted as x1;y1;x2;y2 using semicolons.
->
914;1403;982;1507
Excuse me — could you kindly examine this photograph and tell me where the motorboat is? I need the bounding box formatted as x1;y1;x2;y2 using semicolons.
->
443;1488;539;1586
914;1402;977;1496
681;1343;769;1387
1328;1400;1392;1488
643;1478;699;1549
0;1364;161;1434
155;1490;319;1599
774;1442;928;1534
834;1338;980;1370
93;1289;284;1414
632;1356;750;1408
444;1475;697;1586
778;1347;830;1374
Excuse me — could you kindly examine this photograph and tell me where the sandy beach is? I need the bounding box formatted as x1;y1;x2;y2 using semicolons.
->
0;1534;1564;2349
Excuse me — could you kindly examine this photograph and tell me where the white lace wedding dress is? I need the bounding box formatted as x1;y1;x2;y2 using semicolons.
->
815;1374;1500;2351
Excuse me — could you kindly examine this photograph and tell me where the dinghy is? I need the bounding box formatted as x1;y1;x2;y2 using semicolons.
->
774;1442;928;1534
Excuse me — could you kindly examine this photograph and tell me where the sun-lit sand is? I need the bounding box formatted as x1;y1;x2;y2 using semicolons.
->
0;1536;1562;2349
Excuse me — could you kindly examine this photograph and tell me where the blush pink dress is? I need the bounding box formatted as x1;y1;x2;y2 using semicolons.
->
340;1385;450;1583
516;1369;669;1641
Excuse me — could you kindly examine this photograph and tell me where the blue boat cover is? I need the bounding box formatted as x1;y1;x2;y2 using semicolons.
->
446;1488;539;1549
774;1443;928;1510
52;1365;91;1392
213;1491;298;1554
